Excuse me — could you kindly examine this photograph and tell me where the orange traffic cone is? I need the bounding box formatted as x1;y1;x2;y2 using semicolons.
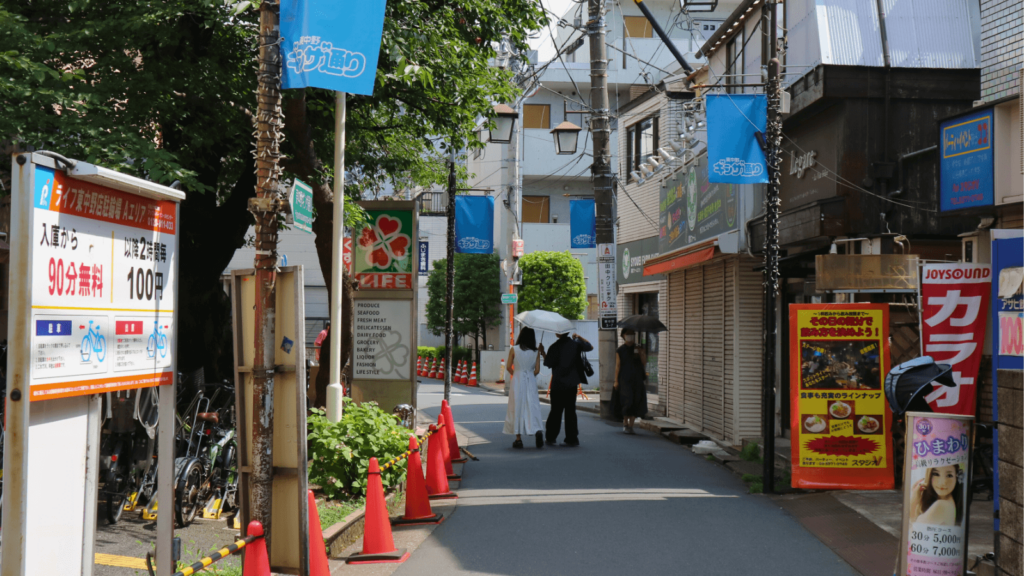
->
416;356;423;377
242;520;271;576
346;458;409;564
468;362;478;387
459;360;468;385
425;425;457;499
428;358;437;379
454;361;464;385
307;491;331;576
438;358;446;381
441;400;466;464
437;414;460;481
392;435;444;526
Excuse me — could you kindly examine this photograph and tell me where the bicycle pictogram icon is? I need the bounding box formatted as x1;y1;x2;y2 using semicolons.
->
146;321;168;359
80;320;106;363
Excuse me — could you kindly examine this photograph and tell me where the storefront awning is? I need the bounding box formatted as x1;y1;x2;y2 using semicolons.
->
643;246;717;276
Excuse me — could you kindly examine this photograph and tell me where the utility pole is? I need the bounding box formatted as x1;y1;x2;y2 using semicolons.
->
443;146;457;402
587;0;616;419
250;0;284;535
760;0;782;495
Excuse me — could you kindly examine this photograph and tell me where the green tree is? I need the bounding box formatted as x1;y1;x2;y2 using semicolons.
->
426;253;502;352
518;251;587;320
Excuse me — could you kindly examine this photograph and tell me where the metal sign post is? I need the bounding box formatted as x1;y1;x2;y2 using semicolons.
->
3;152;183;576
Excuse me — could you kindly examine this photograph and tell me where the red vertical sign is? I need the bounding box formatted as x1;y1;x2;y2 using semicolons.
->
343;237;352;275
920;264;992;416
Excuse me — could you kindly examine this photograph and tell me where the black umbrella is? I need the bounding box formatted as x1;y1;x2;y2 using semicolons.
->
884;356;956;416
616;315;668;333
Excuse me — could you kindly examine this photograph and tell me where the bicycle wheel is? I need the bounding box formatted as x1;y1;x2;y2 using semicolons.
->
147;334;156;358
96;335;106;362
81;336;91;362
175;460;203;527
159;334;167;358
106;471;134;524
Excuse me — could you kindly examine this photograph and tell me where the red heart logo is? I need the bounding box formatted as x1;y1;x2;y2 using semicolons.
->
377;216;401;236
358;227;378;248
389;236;409;257
371;247;390;267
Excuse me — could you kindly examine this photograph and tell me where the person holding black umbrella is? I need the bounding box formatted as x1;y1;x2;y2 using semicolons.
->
614;328;648;434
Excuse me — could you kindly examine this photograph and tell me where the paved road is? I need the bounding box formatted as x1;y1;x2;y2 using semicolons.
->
401;381;860;576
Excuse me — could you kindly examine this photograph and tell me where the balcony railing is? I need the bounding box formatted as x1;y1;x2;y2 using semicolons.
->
417;191;447;216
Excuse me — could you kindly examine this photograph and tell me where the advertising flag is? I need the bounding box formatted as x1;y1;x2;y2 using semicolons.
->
280;0;387;95
789;303;894;490
454;196;494;254
706;94;768;184
920;264;992;415
570;198;596;248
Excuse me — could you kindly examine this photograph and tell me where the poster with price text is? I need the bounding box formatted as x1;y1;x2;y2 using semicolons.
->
900;413;973;576
26;164;178;400
789;304;894;489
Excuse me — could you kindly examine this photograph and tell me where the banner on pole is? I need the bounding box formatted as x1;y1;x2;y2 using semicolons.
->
920;264;991;415
706;94;768;184
454;196;494;254
280;0;387;95
569;198;596;248
418;241;429;276
899;413;974;576
789;303;894;490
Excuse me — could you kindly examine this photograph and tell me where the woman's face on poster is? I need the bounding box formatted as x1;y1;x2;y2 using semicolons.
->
931;465;957;498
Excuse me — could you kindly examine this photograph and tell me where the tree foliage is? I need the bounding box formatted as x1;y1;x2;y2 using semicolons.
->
426;253;502;347
518;251;587;320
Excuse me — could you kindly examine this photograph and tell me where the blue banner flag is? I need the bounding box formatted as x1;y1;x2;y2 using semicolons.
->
570;198;596;248
455;196;494;254
706;94;768;184
280;0;386;95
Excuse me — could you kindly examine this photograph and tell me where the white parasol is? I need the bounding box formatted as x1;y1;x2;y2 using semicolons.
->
515;309;574;334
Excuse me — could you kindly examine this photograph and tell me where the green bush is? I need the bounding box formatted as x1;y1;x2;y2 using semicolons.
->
419;346;474;364
307;399;412;498
518;251;587;320
417;346;437;359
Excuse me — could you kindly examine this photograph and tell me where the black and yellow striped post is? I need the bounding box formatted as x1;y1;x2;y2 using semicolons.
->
172;533;262;576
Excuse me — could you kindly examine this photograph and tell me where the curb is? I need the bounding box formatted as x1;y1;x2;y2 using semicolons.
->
323;489;406;557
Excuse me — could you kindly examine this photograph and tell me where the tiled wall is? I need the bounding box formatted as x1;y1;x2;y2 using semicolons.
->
981;0;1023;101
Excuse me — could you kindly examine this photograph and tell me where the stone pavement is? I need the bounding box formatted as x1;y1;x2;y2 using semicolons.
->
332;379;860;575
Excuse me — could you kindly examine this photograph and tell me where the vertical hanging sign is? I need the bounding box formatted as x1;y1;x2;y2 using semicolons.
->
418;241;429;276
706;94;768;184
570;198;596;248
789;303;894;489
597;243;617;330
919;264;992;415
280;0;387;95
454;196;494;254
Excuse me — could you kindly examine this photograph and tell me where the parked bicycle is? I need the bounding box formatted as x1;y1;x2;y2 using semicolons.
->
80;320;106;362
173;380;238;527
101;387;159;523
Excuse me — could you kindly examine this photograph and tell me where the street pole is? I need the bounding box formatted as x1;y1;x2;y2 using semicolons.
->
326;91;347;422
760;0;782;495
587;0;616;419
443;146;457;403
250;0;284;536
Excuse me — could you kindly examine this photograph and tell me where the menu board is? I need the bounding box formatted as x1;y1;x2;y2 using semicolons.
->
789;303;894;489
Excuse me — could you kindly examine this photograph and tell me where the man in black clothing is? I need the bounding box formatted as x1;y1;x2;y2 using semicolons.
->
543;332;592;446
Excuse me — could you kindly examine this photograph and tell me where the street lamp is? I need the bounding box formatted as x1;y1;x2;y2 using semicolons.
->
550;121;583;155
488;103;518;143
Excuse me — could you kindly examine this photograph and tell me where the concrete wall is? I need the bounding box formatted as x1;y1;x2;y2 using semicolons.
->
998;369;1023;576
980;0;1022;101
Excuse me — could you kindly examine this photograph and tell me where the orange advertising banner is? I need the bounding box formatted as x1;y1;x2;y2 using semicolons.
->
790;303;895;489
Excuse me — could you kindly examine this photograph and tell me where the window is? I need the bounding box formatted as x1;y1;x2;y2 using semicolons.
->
523;104;550;129
522;196;550;223
626;116;658;179
725;30;744;94
623;16;653;38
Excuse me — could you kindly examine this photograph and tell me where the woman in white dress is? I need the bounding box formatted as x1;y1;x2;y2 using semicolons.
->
503;327;546;449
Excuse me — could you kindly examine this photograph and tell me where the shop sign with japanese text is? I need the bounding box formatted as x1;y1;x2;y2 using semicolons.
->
939;108;994;212
598;256;617;326
659;153;744;254
899;413;973;576
789;304;894;489
289;179;314;234
920;264;991;415
354;209;413;289
25;165;178;400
